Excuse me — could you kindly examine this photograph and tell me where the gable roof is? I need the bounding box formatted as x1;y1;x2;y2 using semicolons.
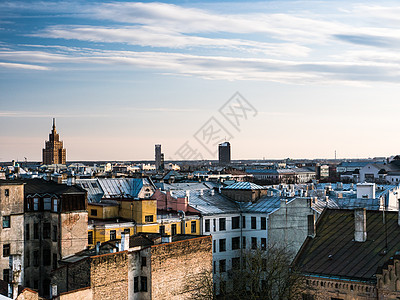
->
293;209;400;282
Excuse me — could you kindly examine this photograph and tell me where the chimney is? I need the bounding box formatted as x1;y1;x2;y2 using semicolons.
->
199;189;203;196
354;208;367;242
398;199;400;226
121;232;129;251
210;189;215;196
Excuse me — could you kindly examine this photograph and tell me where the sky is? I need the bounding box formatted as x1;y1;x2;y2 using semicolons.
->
2;0;400;162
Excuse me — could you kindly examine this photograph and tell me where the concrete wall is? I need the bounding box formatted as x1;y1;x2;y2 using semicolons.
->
150;236;212;300
268;197;318;257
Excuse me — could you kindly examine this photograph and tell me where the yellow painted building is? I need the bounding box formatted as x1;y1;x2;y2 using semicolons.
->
87;199;201;246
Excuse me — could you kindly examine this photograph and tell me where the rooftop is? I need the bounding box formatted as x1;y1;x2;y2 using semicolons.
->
293;209;400;282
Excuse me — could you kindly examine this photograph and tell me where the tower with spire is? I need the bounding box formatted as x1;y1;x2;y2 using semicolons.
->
42;118;67;165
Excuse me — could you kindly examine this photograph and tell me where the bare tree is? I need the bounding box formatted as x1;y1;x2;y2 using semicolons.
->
221;244;304;300
183;268;216;300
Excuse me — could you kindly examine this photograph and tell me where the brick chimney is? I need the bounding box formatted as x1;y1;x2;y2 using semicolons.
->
354;208;367;242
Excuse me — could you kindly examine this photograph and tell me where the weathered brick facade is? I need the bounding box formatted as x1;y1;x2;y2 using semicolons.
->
150;236;212;300
52;251;128;300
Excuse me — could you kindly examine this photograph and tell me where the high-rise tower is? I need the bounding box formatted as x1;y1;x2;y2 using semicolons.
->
42;118;67;165
155;144;163;171
218;142;231;165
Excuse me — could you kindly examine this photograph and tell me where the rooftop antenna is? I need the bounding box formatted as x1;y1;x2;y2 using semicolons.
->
335;150;337;160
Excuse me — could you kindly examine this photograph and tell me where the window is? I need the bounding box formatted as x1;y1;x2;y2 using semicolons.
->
219;259;226;273
91;182;98;188
145;215;153;222
134;277;139;293
25;250;30;267
3;244;10;257
43;249;51;266
141;257;147;267
171;224;177;235
308;215;315;236
53;253;57;270
43;222;51;239
3;269;9;283
261;217;267;230
251;237;257;249
159;225;165;235
34;280;38;290
302;294;315;300
242;236;246;249
213;240;216;253
219;218;226;231
124;228;130;235
205;219;210;232
251;217;257;229
88;231;93;245
242;216;246;228
34;223;39;239
261;238;266;250
213;219;216;231
191;221;196;233
262;258;267;271
52;199;58;212
2;216;10;228
213;261;216;274
110;230;116;240
90;209;98;217
44;198;51;210
219;239;226;252
232;257;240;270
33;251;39;267
232;216;240;229
140;276;148;292
232;237;240;250
4;189;9;197
52;226;58;242
25;224;30;240
33;198;39;211
220;280;226;294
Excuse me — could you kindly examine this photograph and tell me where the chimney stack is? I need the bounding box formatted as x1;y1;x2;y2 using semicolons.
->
121;232;129;251
354;208;367;242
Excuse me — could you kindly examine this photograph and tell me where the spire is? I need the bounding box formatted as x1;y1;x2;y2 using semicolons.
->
52;118;56;130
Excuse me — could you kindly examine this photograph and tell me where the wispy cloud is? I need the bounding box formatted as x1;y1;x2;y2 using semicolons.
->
0;61;49;70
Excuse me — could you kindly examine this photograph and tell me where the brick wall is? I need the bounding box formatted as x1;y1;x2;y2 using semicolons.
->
90;251;128;300
150;236;212;300
57;287;92;300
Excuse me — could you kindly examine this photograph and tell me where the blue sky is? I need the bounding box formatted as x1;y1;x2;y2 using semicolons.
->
2;0;400;161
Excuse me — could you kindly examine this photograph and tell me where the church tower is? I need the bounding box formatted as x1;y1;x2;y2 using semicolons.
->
42;118;67;165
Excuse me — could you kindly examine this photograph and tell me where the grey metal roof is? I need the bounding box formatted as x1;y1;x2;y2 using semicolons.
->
240;196;281;213
334;198;381;210
156;182;215;191
171;190;239;215
76;179;104;203
223;182;265;190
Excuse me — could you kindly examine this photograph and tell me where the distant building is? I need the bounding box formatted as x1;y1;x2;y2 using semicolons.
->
155;144;164;171
42;118;66;165
218;142;231;165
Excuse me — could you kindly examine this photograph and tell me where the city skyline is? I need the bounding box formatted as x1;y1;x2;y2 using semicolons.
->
2;1;400;161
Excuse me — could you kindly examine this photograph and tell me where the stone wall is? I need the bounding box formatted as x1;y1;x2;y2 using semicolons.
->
150;236;212;300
